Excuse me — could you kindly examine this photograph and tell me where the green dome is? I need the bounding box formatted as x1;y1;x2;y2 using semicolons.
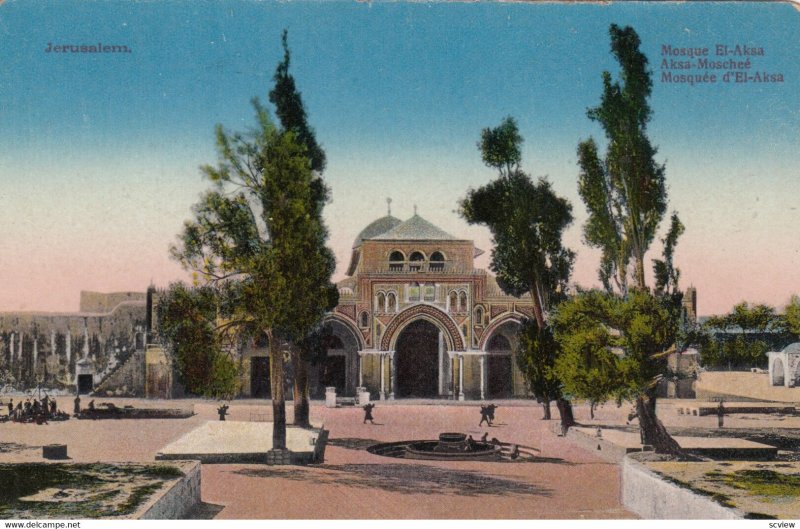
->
352;215;401;248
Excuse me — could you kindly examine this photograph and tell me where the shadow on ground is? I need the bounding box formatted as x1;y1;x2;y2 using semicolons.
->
186;501;226;519
234;463;552;497
326;438;383;450
0;443;35;454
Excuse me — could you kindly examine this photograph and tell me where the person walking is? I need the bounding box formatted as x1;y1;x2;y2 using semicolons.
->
73;395;81;416
363;403;375;424
717;400;725;428
479;405;491;427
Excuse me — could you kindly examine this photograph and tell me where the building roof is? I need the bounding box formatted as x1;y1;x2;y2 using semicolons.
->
782;343;800;354
368;214;459;241
351;215;402;249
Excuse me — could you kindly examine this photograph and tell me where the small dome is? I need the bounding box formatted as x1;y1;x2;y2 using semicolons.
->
352;215;401;249
782;342;800;354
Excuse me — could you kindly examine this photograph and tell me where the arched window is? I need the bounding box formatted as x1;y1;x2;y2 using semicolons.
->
459;291;468;312
430;251;445;271
424;284;436;302
409;251;425;272
408;282;420;302
377;292;386;312
389;251;405;272
449;291;458;312
475;306;484;326
359;311;369;328
387;292;397;312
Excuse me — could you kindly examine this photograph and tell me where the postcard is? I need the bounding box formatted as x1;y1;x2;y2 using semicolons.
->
0;0;798;524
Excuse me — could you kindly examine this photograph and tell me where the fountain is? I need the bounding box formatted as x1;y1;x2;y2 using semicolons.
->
368;432;528;462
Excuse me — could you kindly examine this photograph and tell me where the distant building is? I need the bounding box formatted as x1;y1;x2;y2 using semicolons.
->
0;292;148;394
766;343;800;388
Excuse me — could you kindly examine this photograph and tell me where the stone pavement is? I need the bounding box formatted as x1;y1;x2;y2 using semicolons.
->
0;397;633;519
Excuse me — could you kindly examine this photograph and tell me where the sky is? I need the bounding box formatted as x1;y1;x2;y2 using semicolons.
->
0;1;798;316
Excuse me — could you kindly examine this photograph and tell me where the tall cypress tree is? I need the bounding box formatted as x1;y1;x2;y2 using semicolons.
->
268;30;337;427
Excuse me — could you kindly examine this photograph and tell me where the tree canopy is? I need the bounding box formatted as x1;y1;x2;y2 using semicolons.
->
461;117;575;328
167;93;337;448
577;24;668;293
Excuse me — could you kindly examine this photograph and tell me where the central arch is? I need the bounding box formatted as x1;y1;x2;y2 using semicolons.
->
382;304;464;351
395;320;440;398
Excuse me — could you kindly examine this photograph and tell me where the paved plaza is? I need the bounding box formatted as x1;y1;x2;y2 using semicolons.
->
3;396;800;519
0;398;634;519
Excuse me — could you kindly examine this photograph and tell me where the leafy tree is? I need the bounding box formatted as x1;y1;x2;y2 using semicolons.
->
268;30;337;427
566;25;686;454
516;321;570;420
171;97;337;449
577;24;667;293
156;282;240;399
554;289;682;453
701;302;790;369
785;295;800;339
461;117;576;427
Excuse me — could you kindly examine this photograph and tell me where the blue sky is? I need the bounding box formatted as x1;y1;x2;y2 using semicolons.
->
0;1;798;314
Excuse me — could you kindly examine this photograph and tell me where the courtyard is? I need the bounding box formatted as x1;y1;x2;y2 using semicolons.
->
0;398;633;519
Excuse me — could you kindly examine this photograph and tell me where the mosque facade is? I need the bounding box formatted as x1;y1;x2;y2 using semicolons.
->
312;210;534;401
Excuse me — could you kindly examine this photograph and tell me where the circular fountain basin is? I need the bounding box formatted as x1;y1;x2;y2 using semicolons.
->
368;432;504;461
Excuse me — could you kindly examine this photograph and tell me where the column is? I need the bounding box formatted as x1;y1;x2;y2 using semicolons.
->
83;324;90;358
479;355;486;401
9;332;14;364
50;330;56;357
438;332;444;395
389;351;396;401
33;337;38;367
66;330;71;364
358;352;364;387
458;354;465;401
379;354;385;401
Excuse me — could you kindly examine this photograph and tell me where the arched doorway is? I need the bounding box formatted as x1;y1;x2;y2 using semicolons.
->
772;358;785;386
316;317;363;398
486;333;513;398
320;335;347;395
396;320;439;397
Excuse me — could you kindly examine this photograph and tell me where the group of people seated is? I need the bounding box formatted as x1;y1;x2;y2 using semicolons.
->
2;395;70;424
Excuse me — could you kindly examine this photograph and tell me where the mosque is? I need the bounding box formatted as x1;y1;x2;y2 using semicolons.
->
308;205;534;401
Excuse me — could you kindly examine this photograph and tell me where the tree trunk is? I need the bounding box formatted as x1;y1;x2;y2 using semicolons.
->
635;392;682;455
556;398;576;434
541;400;551;420
529;284;546;329
590;401;596;420
634;254;647;290
268;331;287;450
291;350;310;428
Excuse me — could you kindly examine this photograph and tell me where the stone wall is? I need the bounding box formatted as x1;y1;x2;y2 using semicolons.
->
80;291;147;313
0;292;147;390
621;456;742;519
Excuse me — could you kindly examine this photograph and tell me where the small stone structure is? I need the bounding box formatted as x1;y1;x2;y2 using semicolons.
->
766;342;800;388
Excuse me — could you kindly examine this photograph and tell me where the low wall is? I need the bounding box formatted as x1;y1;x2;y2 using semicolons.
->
621;456;742;520
137;461;201;519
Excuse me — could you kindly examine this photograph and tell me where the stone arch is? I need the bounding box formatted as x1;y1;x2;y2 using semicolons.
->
772;357;786;386
382;304;465;351
324;313;365;350
479;313;525;350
